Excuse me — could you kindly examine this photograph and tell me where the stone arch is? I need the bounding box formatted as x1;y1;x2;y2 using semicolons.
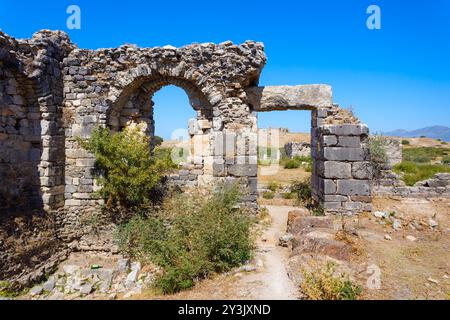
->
106;75;214;135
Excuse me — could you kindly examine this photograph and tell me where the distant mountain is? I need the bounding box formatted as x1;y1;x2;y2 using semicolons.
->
383;126;450;142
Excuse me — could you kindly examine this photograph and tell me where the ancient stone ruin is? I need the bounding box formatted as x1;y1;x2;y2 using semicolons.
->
285;141;311;159
0;30;373;286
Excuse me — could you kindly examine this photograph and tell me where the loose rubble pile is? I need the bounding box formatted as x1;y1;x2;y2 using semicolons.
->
27;253;156;300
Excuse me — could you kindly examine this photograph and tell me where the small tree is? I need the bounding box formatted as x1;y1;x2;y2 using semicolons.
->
368;135;389;181
78;125;176;215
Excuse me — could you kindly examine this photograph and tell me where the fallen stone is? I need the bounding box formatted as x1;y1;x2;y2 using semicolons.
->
116;258;130;273
373;211;388;219
287;216;334;235
30;285;43;296
406;235;417;242
427;277;439;284
63;265;81;275
43;276;56;292
47;292;64;300
291;230;352;261
392;219;402;231
384;234;392;241
108;293;117;300
287;209;310;226
79;283;93;295
125;269;139;289
241;265;257;272
279;233;294;247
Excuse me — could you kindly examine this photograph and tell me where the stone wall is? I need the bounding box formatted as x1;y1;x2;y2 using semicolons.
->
384;137;402;167
374;173;450;198
284;141;311;158
312;122;372;214
1;30;374;286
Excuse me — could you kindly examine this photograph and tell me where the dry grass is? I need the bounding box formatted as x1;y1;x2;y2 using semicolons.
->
258;166;311;187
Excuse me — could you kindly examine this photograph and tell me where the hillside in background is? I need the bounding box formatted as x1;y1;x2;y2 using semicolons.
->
384;126;450;142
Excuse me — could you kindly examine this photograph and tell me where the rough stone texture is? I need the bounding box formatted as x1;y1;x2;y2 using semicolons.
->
246;85;333;111
374;173;450;198
312;122;372;214
0;29;374;287
384;138;403;167
284;141;311;158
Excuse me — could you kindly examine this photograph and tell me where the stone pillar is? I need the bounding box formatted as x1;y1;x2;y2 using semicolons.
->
315;123;372;214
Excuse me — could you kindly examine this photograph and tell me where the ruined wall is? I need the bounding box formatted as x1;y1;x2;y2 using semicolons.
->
284;141;311;158
384;137;402;167
1;30;375;286
313;122;372;214
0;30;73;286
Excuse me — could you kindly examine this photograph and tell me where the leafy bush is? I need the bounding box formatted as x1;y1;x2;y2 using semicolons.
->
443;156;450;165
401;139;410;145
394;161;450;186
267;181;280;192
153;135;164;147
290;179;312;204
116;184;254;294
403;147;449;163
282;156;312;170
262;191;275;199
282;192;295;199
368;135;388;180
78;125;176;214
284;159;301;169
300;262;362;300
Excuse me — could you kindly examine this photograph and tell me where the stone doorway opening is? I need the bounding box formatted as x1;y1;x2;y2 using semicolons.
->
256;110;314;199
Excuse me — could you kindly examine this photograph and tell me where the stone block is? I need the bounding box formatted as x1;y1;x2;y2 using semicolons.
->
337;180;371;196
322;135;337;146
323;202;343;210
321;124;369;136
227;163;257;177
321;161;352;179
324;195;347;202
337;136;361;148
320;178;337;194
352;162;372;179
323;147;366;161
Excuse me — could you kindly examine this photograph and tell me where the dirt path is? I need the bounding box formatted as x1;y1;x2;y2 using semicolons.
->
137;205;299;300
234;205;298;300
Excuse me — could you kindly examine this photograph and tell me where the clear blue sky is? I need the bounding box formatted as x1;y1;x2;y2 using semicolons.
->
1;0;449;139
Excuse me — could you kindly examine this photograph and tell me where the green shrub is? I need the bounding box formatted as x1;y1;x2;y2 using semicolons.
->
368;135;388;180
153;136;164;147
394;161;450;186
300;262;362;300
443;156;450;165
262;191;275;199
401;140;410;145
311;205;325;217
282;156;312;170
267;181;280;192
282;192;295;200
403;147;449;163
284;159;301;169
78;126;176;213
290;179;312;204
116;184;254;294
